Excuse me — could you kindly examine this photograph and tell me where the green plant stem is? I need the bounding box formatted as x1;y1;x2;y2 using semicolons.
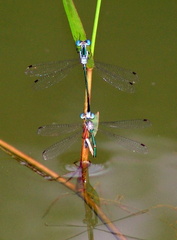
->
91;0;102;56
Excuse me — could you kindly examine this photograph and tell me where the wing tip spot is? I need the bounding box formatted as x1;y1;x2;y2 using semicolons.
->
129;81;135;86
141;143;146;147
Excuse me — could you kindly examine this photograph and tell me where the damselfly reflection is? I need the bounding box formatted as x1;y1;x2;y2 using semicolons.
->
45;209;147;240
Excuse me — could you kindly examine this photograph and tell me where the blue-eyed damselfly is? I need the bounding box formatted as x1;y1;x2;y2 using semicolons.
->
37;112;151;160
25;40;138;93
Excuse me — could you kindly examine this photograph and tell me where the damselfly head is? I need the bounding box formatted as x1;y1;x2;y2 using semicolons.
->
75;40;91;47
80;112;95;120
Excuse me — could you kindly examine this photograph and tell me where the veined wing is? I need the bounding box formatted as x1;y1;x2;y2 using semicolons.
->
42;131;81;160
95;61;139;93
25;59;79;89
38;123;81;136
101;130;148;154
100;119;151;129
64;163;107;178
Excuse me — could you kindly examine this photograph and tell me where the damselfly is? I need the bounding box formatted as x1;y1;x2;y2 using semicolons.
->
38;112;97;160
37;112;151;160
25;40;138;93
81;111;98;158
75;40;91;111
76;40;91;65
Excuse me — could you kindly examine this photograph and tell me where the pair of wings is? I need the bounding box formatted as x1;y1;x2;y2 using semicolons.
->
38;119;151;160
25;59;139;93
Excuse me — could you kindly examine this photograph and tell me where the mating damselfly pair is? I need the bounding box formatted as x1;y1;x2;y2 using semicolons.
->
25;40;149;161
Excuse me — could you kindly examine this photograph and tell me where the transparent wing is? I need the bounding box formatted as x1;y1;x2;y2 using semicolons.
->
64;163;107;178
101;130;148;154
100;119;151;129
95;61;139;93
25;59;79;89
42;131;80;160
37;123;81;136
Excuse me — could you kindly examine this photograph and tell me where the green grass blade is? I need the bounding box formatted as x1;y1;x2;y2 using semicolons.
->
62;0;86;41
91;0;102;56
63;0;102;68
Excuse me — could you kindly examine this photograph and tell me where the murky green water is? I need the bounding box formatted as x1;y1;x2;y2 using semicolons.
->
1;1;177;239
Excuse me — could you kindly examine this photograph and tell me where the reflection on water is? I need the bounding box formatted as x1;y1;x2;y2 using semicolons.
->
64;162;110;178
1;126;177;239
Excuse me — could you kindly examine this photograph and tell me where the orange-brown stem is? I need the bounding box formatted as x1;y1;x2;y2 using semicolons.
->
0;139;127;239
84;67;93;113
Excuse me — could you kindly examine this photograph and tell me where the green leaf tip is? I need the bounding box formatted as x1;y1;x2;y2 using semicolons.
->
62;0;87;42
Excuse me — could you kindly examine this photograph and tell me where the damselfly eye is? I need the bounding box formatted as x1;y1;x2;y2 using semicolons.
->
85;39;91;46
80;113;85;119
76;40;81;46
89;112;95;119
